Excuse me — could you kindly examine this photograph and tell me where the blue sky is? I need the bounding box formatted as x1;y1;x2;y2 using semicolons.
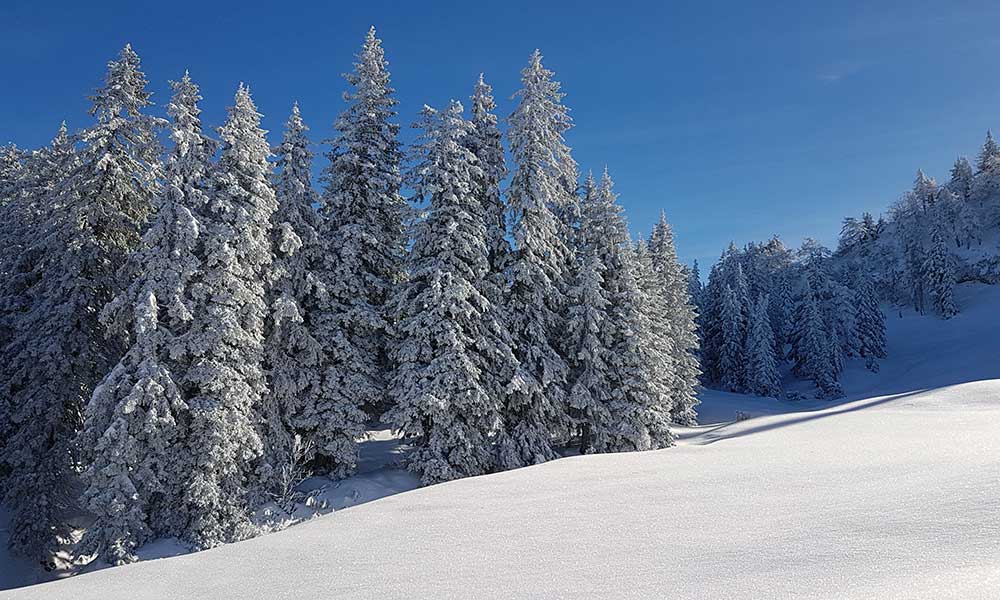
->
3;0;1000;270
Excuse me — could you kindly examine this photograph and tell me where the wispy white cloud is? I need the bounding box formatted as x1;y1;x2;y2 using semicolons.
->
816;60;869;84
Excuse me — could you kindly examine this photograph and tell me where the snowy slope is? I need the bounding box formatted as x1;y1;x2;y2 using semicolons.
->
4;284;1000;599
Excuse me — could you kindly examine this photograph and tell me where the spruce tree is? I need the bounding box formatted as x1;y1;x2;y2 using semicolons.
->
789;279;841;398
649;211;701;425
923;223;958;319
0;126;78;466
565;171;614;452
976;130;1000;174
744;294;780;397
79;293;186;565
949;156;974;201
854;274;886;372
387;102;514;484
625;240;675;449
497;51;576;468
180;85;275;549
973;131;1000;203
512;52;579;245
0;143;23;468
948;190;981;248
718;284;745;392
698;253;727;384
317;27;405;429
465;74;510;305
687;259;703;310
565;249;612;453
771;273;795;348
2;45;163;560
266;104;364;481
77;72;215;563
0;144;20;207
912;169;937;213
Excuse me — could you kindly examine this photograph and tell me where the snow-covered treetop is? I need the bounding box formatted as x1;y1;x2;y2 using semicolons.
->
165;71;216;181
89;44;155;122
580;167;628;252
508;50;578;215
409;101;480;206
76;44;165;197
321;26;402;228
274;103;319;208
217;84;272;196
650;210;680;263
469;73;507;191
977;129;1000;173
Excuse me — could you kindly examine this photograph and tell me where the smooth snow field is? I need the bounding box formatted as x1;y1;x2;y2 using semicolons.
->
3;283;1000;599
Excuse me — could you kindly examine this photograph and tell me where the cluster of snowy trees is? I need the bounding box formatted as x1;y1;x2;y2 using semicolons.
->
696;130;1000;399
695;237;886;399
838;132;1000;319
0;31;699;566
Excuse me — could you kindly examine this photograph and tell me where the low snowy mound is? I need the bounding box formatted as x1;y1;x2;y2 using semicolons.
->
5;284;1000;599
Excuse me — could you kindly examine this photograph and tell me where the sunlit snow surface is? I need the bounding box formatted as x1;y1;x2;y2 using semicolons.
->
3;284;999;599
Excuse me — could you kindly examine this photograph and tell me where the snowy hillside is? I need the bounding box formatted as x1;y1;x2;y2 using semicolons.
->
5;282;999;599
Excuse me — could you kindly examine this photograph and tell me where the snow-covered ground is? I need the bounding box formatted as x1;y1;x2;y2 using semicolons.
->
3;283;1000;599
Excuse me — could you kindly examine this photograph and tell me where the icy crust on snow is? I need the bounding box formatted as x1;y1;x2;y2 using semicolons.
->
3;284;1000;598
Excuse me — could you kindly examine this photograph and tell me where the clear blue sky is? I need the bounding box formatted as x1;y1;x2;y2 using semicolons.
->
3;0;1000;270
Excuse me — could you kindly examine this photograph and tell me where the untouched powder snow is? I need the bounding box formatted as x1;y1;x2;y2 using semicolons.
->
4;283;1000;599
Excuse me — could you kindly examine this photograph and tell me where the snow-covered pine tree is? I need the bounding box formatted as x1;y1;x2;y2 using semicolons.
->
744;293;780;397
687;260;703;308
733;262;751;332
697;254;725;384
624;239;675;449
565;172;612;443
789;278;841;398
947;189;981;248
771;272;794;348
0;126;78;461
648;211;701;425
854;273;886;372
931;186;973;249
568;169;668;452
513;52;584;397
511;52;579;247
976;130;1000;174
463;76;521;459
948;156;974;201
718;284;745;392
912;169;937;213
266;103;363;484
496;51;577;469
825;279;857;371
78;293;186;565
316;27;405;428
922;222;958;319
0;144;20;207
465;74;511;305
388;101;515;484
1;45;163;560
0;143;22;463
565;246;612;453
0;143;26;327
180;85;276;549
890;183;928;314
839;213;882;255
973;131;1000;204
77;72;215;563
